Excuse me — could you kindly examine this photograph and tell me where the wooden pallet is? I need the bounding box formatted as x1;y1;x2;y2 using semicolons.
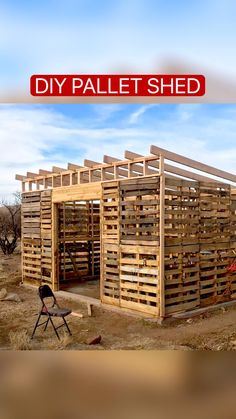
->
22;190;53;286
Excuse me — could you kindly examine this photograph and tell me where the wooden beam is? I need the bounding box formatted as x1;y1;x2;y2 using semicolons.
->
104;154;139;175
104;154;157;177
52;166;68;173
84;159;101;168
125;150;219;184
84;159;116;178
150;145;236;184
67;163;83;170
26;172;39;178
15;174;27;181
104;157;131;177
16;174;45;188
159;155;165;319
51;203;59;291
103;155;120;163
84;158;128;178
125;150;153;162
39;169;52;175
52;182;101;203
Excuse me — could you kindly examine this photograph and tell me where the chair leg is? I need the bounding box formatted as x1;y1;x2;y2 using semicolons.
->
49;316;60;340
31;313;42;339
44;318;49;331
63;317;72;335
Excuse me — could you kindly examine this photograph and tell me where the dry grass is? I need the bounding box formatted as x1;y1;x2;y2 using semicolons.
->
9;329;31;350
46;331;73;350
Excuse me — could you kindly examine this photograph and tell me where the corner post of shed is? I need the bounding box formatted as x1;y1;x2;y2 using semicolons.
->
159;155;165;319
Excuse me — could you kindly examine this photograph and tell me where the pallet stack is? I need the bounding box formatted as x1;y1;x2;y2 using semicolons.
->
22;190;52;286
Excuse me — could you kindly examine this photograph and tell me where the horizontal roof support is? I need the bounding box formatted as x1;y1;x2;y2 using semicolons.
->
15;145;236;192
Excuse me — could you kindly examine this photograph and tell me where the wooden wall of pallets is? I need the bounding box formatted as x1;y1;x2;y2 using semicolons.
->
164;179;236;315
101;177;160;316
101;176;236;316
22;190;53;286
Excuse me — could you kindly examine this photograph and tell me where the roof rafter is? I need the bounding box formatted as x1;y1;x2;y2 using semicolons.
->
52;166;68;173
150;145;236;184
125;150;219;183
39;169;53;175
16;145;236;193
84;158;129;178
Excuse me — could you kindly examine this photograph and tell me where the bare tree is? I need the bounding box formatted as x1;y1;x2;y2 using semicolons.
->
0;193;21;255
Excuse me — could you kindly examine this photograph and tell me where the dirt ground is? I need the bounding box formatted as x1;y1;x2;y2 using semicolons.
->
1;252;236;350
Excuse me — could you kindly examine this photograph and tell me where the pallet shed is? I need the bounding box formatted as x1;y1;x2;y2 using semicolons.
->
16;146;236;318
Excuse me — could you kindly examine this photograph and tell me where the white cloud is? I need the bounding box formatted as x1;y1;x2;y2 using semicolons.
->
1;104;236;200
128;104;158;124
92;104;123;122
0;105;154;198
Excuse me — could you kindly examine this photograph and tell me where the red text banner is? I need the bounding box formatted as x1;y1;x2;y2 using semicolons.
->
30;74;205;97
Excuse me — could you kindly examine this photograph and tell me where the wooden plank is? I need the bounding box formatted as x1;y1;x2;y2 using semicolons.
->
104;154;159;177
52;203;58;291
124;150;219;183
52;166;68;173
67;163;84;170
85;158;129;178
15;174;27;181
150;145;236;184
52;182;102;203
159;155;165;318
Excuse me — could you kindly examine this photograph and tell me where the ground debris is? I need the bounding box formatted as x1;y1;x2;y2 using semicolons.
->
0;288;21;302
87;303;93;317
71;311;83;318
87;335;102;345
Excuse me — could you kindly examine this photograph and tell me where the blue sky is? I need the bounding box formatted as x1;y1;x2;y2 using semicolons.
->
1;103;236;198
0;1;236;100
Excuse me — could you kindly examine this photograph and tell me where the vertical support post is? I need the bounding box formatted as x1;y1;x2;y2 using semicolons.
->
52;202;59;291
63;203;66;282
118;182;121;307
128;162;131;178
144;160;148;176
159;155;165;319
114;165;117;179
21;193;24;284
100;184;104;301
91;201;95;276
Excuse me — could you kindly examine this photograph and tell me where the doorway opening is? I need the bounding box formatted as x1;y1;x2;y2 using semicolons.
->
58;200;100;299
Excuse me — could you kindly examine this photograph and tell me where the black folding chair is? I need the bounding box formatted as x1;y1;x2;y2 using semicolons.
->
31;285;72;340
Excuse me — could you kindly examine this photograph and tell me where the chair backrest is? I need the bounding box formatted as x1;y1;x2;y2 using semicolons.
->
38;285;56;306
